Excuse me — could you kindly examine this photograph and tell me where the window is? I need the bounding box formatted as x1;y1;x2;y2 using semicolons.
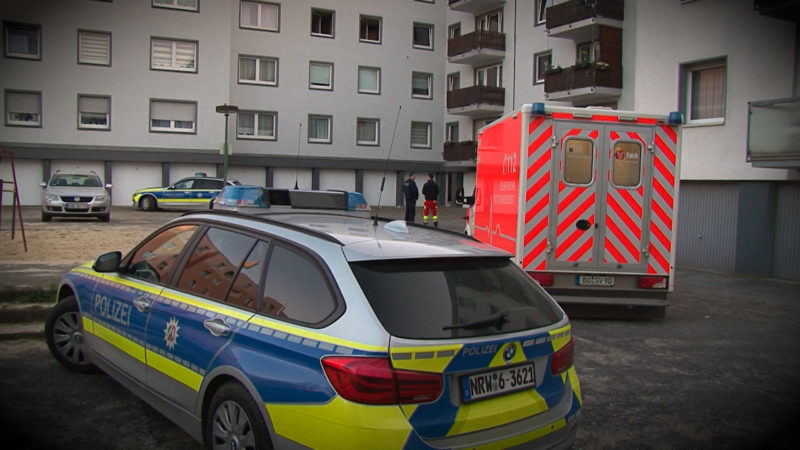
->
357;118;379;146
311;8;334;37
78;31;111;66
309;61;333;90
127;225;198;284
149;99;197;133
475;64;502;87
413;23;433;50
153;0;198;11
78;95;110;130
237;111;276;140
534;0;547;26
564;138;593;184
240;1;280;32
5;90;41;127
239;55;277;85
360;15;381;43
576;41;599;64
177;228;257;303
534;51;552;84
151;38;197;72
412;72;433;99
227;241;269;310
4;22;41;60
476;10;502;32
446;122;459;142
447;73;460;91
358;66;380;94
612;142;642;187
448;23;461;39
308;115;332;143
260;244;338;324
411;121;431;148
682;58;726;125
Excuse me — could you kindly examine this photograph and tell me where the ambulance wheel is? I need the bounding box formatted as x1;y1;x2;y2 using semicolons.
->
206;382;272;450
139;195;157;211
45;295;97;374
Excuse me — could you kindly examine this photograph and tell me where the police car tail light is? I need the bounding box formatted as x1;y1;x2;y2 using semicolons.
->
322;356;443;405
550;337;574;376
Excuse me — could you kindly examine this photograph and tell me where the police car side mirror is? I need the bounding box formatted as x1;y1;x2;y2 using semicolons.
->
93;251;122;273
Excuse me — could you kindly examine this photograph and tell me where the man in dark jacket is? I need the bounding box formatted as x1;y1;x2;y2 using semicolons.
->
402;172;418;223
422;173;439;226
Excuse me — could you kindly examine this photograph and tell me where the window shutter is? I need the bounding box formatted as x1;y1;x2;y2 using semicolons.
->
240;57;256;80
259;59;275;82
257;113;274;136
151;39;173;67
151;100;195;121
79;32;110;65
310;64;330;86
7;91;41;113
78;96;109;113
412;74;430;96
261;4;279;30
411;122;429;146
174;41;196;70
358;68;378;92
357;120;376;142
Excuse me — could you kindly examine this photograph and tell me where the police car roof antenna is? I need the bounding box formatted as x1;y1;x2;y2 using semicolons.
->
374;105;402;226
294;122;301;190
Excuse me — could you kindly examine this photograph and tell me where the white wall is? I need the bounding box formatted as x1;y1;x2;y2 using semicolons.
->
272;168;312;190
362;170;397;206
0;158;41;205
110;162;161;206
228;166;266;186
319;169;355;192
169;164;217;184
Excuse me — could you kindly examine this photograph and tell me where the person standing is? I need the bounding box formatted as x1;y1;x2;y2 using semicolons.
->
422;173;439;226
402;172;418;223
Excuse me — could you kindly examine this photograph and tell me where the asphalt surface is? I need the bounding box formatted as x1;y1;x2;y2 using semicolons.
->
1;205;800;448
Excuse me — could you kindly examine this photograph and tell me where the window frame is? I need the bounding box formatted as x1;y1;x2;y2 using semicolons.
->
412;22;434;50
448;23;461;39
4;89;42;127
356;118;380;146
358;66;381;94
534;50;552;85
149;98;197;134
563;138;595;185
150;37;198;73
239;0;280;32
359;15;381;44
311;8;335;38
309;61;333;90
476;10;502;32
447;72;460;91
412;71;433;99
238;54;278;86
3;21;42;60
410;121;432;149
446;122;459;142
77;94;111;131
680;57;727;126
308;114;332;144
237;110;277;140
77;30;111;66
152;0;199;12
534;0;547;26
475;64;502;87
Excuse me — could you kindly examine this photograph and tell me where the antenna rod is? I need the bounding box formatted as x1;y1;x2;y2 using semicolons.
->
294;122;301;190
374;105;402;226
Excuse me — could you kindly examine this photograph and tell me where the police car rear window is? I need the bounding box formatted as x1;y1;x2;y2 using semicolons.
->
350;258;562;339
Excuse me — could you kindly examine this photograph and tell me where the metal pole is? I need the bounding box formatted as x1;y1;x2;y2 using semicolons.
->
223;112;229;184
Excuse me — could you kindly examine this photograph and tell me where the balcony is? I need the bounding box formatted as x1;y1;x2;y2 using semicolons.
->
447;86;505;117
447;31;505;66
546;0;624;42
443;141;477;162
747;97;800;169
449;0;503;14
544;62;622;105
754;0;800;22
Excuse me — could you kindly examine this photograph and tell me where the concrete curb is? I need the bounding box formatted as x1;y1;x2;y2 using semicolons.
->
0;302;51;340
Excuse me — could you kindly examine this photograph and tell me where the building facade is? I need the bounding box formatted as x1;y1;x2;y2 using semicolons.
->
2;0;799;279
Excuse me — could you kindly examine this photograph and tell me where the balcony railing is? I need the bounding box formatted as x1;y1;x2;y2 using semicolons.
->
544;62;622;94
443;141;477;162
447;85;505;110
448;0;504;14
447;30;505;58
546;0;624;30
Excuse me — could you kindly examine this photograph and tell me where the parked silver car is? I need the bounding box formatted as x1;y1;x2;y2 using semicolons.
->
40;171;111;222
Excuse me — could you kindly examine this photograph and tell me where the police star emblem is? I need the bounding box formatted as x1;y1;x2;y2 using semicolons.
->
164;317;180;350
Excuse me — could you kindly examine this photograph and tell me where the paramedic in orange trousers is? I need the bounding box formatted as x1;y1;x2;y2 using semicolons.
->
422;173;439;227
402;172;418;223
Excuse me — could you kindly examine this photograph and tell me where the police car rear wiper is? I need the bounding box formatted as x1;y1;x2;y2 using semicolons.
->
443;310;509;331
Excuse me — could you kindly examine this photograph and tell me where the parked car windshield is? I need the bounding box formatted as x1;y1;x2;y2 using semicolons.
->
350;257;563;339
50;174;103;187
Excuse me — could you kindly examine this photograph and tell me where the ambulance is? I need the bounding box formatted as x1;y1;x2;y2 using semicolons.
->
466;103;682;315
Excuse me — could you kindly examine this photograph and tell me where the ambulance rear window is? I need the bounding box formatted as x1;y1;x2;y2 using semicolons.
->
564;138;593;184
612;141;642;187
350;258;563;339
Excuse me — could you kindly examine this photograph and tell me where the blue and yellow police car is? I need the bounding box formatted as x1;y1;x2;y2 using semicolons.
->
132;173;239;211
45;190;581;449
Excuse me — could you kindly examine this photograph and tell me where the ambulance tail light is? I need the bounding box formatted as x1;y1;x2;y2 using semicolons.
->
639;276;668;289
322;356;443;405
550;337;575;376
529;272;554;286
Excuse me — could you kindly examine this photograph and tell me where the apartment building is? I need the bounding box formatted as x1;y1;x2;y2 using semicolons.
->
2;0;799;279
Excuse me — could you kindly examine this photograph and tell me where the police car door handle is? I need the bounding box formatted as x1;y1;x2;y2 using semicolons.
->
203;318;231;337
132;297;151;313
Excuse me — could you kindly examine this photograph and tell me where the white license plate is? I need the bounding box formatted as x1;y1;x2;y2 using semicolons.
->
460;363;536;403
577;275;615;286
67;202;88;209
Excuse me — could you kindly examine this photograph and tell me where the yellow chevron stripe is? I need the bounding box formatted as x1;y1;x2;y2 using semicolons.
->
448;387;549;436
88;318;146;364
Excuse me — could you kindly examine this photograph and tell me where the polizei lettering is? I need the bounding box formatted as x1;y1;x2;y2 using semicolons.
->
462;344;497;357
94;293;131;327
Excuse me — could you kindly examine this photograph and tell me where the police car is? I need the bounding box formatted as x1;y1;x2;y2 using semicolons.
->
45;190;581;449
132;173;239;211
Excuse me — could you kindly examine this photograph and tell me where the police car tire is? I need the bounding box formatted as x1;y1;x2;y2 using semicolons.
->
139;196;157;211
206;382;272;450
45;295;98;374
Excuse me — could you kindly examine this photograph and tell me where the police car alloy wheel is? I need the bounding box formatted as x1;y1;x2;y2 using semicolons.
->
45;296;97;374
207;382;272;450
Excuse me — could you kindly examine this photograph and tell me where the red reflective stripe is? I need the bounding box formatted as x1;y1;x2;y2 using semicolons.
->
526;150;551;180
627;131;647;148
553;112;574;119
648;244;670;274
605;214;638;261
653;179;674;210
557;186;586;215
650;221;671;253
637;117;658;125
607;194;641;241
528;126;552;158
610;130;620;140
591;114;619;122
589;129;599;139
651;199;673;231
524;215;548;246
653;156;675;188
526;193;550;223
655;133;677;166
568;236;594;262
523;236;549;268
528;116;546;134
526;170;550;202
661;125;678;144
603;233;627;263
618;188;643;219
557;192;594;236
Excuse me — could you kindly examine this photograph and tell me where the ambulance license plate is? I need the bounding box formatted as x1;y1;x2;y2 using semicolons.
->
577;275;615;286
460;363;536;403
